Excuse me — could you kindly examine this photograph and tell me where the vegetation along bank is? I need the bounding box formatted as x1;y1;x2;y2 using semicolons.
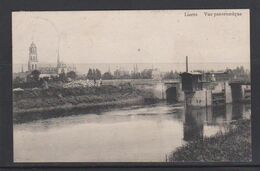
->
13;83;159;123
168;119;251;162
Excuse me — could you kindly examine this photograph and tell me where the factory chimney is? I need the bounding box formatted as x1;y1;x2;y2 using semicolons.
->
186;56;188;72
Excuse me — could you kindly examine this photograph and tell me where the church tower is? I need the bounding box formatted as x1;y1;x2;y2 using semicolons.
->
28;42;38;71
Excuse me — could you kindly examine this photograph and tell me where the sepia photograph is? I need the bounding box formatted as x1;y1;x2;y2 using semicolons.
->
12;9;251;162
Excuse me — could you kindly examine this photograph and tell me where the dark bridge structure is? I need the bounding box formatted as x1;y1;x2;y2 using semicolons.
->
164;81;182;103
229;80;251;103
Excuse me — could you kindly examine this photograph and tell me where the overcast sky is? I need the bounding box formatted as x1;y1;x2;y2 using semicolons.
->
12;10;250;67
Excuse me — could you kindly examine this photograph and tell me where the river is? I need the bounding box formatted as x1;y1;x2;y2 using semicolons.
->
13;103;251;162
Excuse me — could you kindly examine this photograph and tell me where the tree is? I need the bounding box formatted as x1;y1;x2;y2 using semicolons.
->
102;72;113;80
92;69;96;80
87;68;93;79
67;71;77;80
31;70;41;82
13;76;23;84
114;69;131;79
141;69;152;79
59;72;66;82
163;70;177;80
114;69;120;79
95;69;102;79
240;66;245;75
174;70;180;79
131;71;141;79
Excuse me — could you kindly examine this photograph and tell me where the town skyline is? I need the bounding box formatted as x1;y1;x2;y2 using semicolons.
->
13;61;250;74
13;41;250;74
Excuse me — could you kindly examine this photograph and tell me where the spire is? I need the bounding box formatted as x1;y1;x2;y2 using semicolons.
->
21;64;24;73
30;41;36;48
57;49;60;68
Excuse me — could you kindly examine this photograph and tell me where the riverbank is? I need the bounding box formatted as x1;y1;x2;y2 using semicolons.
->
168;119;251;162
13;84;159;123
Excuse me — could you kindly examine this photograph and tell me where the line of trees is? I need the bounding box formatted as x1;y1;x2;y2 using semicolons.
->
85;68;181;80
83;66;250;81
225;66;250;81
86;68;154;80
163;70;180;80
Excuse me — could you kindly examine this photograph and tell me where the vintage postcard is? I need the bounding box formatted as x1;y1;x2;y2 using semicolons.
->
12;9;251;162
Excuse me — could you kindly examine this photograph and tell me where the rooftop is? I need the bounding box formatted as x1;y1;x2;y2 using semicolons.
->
180;72;202;75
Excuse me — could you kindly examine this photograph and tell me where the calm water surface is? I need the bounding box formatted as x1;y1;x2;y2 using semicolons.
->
13;103;251;162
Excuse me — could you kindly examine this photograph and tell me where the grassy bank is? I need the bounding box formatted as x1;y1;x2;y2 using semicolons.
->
13;84;158;123
13;97;144;123
168;119;251;162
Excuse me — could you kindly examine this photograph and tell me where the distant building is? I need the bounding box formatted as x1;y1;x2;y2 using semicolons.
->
13;42;76;81
204;71;231;82
114;68;130;79
29;42;76;75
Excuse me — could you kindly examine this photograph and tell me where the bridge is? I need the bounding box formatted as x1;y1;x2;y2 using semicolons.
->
229;80;251;86
229;80;251;102
102;78;251;105
102;79;183;102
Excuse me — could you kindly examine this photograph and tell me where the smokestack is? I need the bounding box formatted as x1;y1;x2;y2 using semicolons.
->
186;56;188;72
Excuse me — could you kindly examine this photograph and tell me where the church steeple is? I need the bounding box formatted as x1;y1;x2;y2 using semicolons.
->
28;41;38;71
57;49;60;68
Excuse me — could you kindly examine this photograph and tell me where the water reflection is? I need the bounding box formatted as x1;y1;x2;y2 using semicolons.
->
14;103;251;162
183;103;251;142
183;107;204;141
